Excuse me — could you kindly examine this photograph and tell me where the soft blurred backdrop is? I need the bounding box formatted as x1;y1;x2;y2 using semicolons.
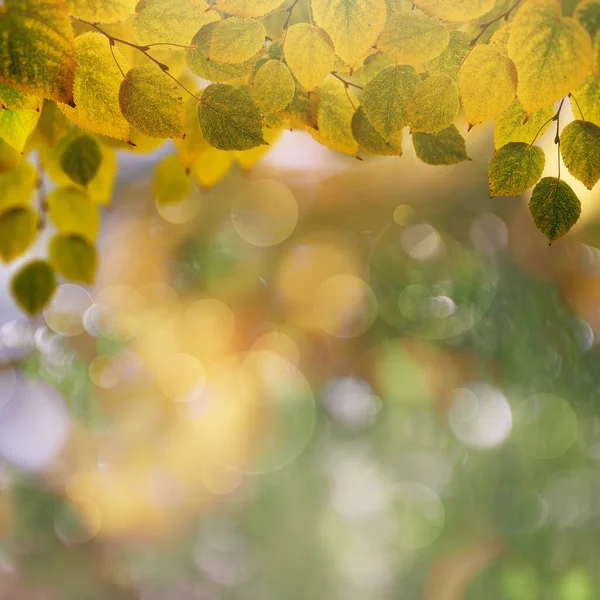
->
2;101;600;600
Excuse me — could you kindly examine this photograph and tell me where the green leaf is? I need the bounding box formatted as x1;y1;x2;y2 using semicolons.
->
0;107;41;152
0;0;76;104
560;120;600;189
65;0;137;23
412;0;495;21
59;134;102;187
494;99;555;149
187;21;261;82
119;65;184;139
351;106;403;156
488;142;545;197
0;160;36;213
252;60;295;114
508;0;592;111
570;75;600;125
198;84;266;151
575;0;600;38
284;23;336;92
213;0;285;17
11;260;56;316
132;0;217;46
153;154;192;206
311;0;388;66
47;187;100;242
458;44;517;125
407;74;459;134
49;234;98;284
362;65;420;140
209;17;266;64
529;177;581;243
0;207;37;262
359;52;397;83
378;8;449;67
426;30;471;80
412;125;470;165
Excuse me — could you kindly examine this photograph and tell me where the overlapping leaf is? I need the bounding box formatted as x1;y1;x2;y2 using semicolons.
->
560;120;600;189
408;75;459;134
488;142;545;197
412;126;469;165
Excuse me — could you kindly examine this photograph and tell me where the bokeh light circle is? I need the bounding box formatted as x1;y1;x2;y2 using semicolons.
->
156;353;207;403
43;284;93;337
155;183;203;225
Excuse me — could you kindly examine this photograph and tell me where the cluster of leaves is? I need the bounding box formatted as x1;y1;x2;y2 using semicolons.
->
0;0;600;313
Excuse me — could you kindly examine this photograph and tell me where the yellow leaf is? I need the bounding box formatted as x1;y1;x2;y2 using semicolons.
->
198;84;266;151
458;44;517;125
153;154;192;206
0;138;22;173
213;0;285;17
187;21;262;82
65;0;137;23
312;0;388;66
359;52;397;83
32;101;72;148
59;32;130;140
0;107;40;152
594;29;600;80
412;0;495;21
351;105;403;156
560;120;600;189
313;77;358;155
0;207;37;262
284;23;335;92
508;0;592;111
426;30;471;80
253;60;295;114
379;8;449;66
0;82;40;111
280;80;319;131
494;99;554;149
0;160;36;213
575;0;600;38
570;74;600;125
209;17;266;64
174;96;211;167
132;0;218;46
11;260;56;315
0;0;76;104
362;64;420;139
119;65;184;139
47;186;100;241
49;234;98;284
408;74;459;133
193;147;233;188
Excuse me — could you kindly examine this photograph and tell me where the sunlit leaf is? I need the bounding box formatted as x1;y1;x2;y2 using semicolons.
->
119;65;185;139
11;260;56;316
378;8;449;66
209;17;266;64
0;207;37;262
59;32;130;140
153;154;192;205
0;160;37;213
458;44;517;125
33;101;72;148
408;74;459;134
284;23;336;92
213;0;285;17
494;99;554;149
529;177;581;242
174;96;211;168
508;0;592;111
198;84;265;151
311;0;388;65
488;142;545;197
280;80;319;131
0;107;41;152
351;106;403;156
570;74;600;125
252;60;295;114
65;0;137;23
0;0;76;104
426;30;471;80
362;64;420;140
0;82;40;111
49;234;98;284
560;120;600;189
359;52;397;83
575;0;600;37
59;134;102;187
412;0;495;21
413;125;469;165
47;186;100;241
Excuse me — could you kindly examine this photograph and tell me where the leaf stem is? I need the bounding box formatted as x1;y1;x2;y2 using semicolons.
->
568;92;585;122
470;0;523;46
555;97;565;180
528;97;565;148
280;0;300;59
331;71;364;90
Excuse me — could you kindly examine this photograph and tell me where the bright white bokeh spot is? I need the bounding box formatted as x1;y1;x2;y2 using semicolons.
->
44;284;94;337
469;213;508;253
155;184;203;225
323;377;381;429
400;224;442;261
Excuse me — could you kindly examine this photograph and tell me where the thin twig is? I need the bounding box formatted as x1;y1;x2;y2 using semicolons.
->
555;98;565;179
280;0;300;59
470;0;523;46
331;71;364;90
528;97;565;148
109;40;126;79
568;92;585;122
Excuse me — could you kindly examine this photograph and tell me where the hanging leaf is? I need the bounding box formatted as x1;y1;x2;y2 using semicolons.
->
351;106;403;156
570;75;600;125
153;154;192;206
311;0;388;66
59;134;103;186
529;177;581;242
0;107;41;152
209;17;266;65
132;0;218;46
508;0;592;111
284;23;336;92
47;187;100;241
426;30;471;80
11;260;56;316
0;0;76;104
119;65;185;139
407;74;459;134
494;99;554;149
0;207;37;262
252;60;295;114
65;0;137;23
198;84;266;151
378;8;450;66
488;142;545;197
560;120;600;189
59;32;130;140
413;126;470;165
362;65;420;140
458;44;517;125
213;0;285;17
49;234;98;284
412;0;495;21
0;160;37;213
